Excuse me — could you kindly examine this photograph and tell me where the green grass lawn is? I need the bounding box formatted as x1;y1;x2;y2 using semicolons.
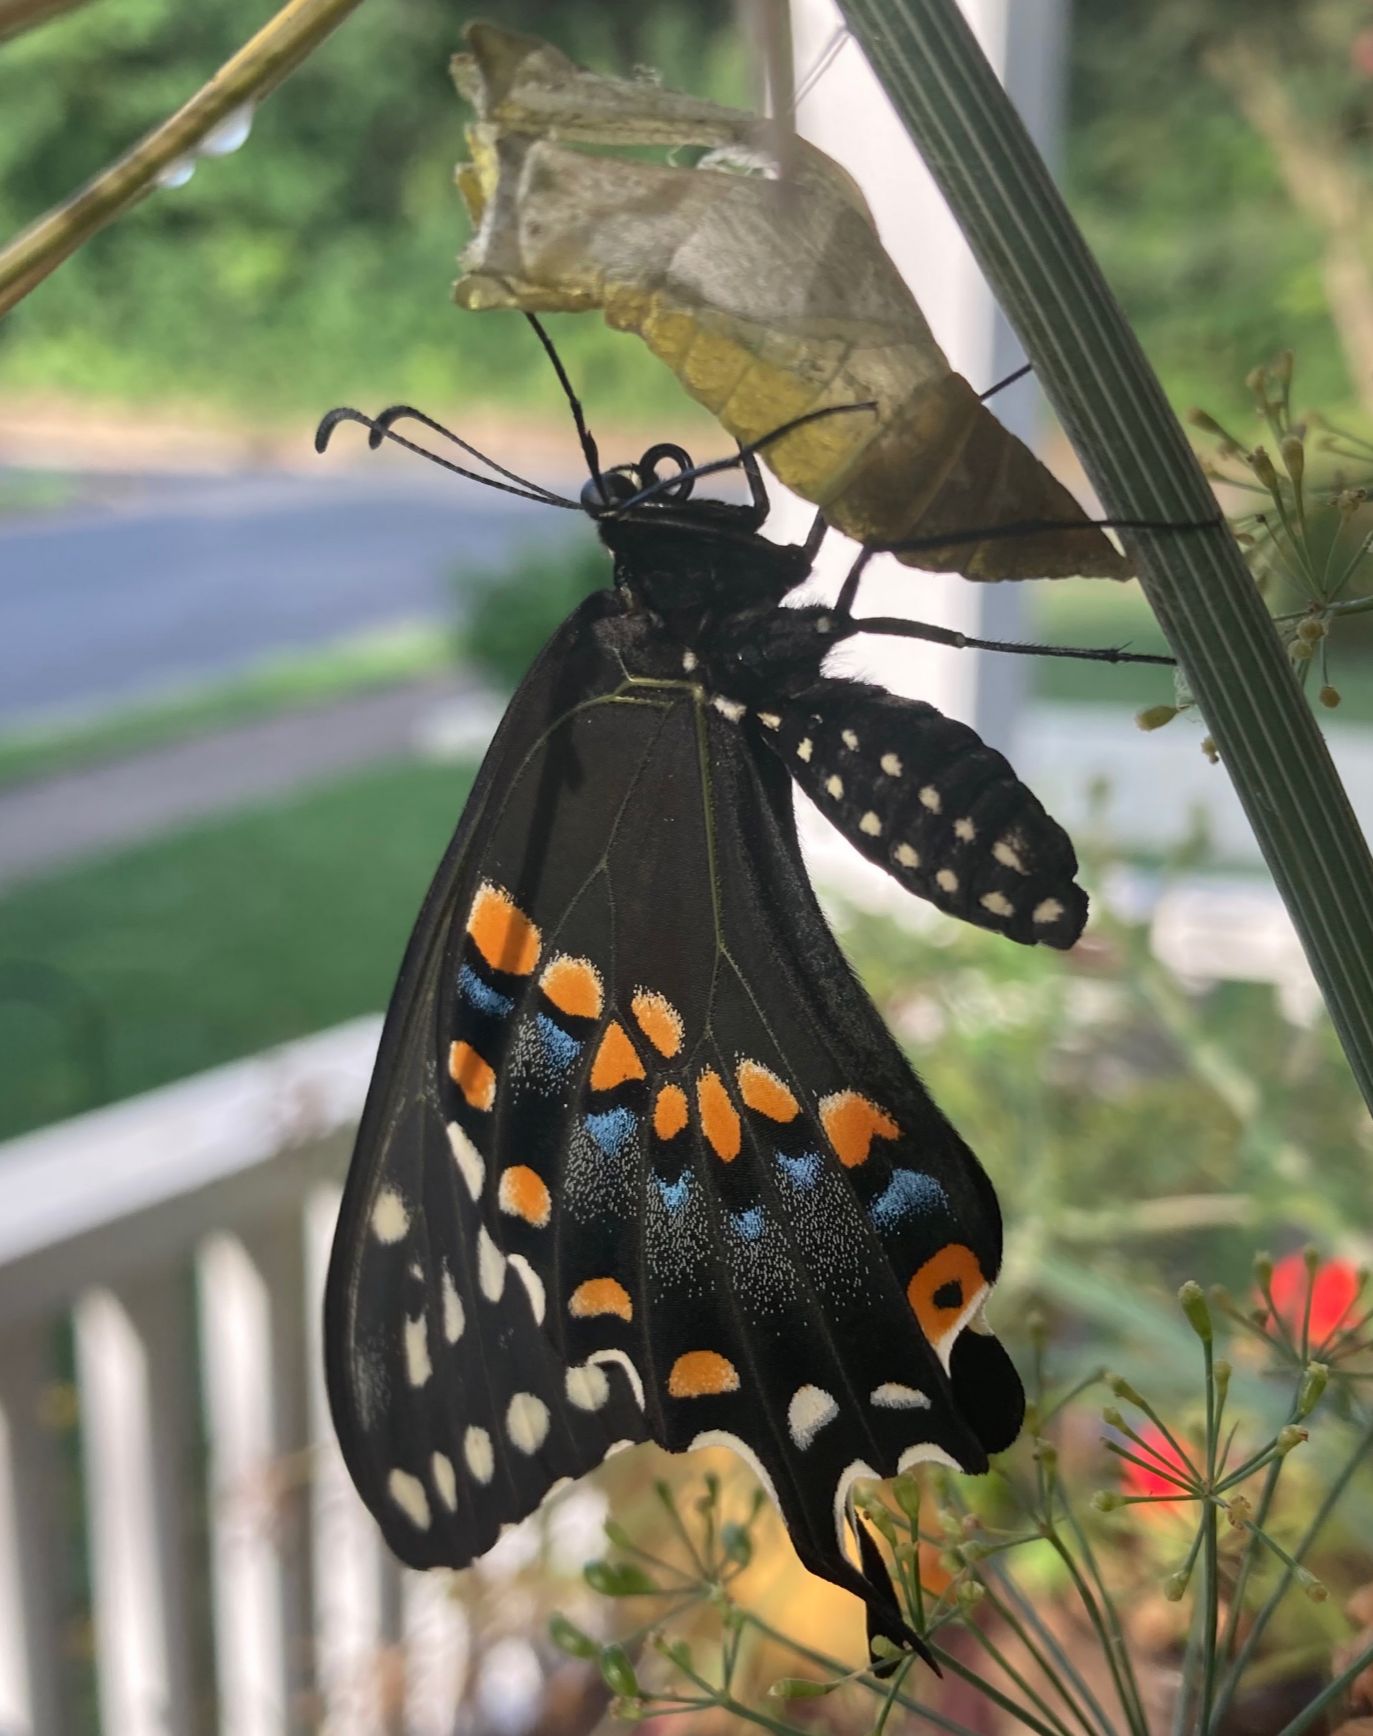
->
0;757;474;1142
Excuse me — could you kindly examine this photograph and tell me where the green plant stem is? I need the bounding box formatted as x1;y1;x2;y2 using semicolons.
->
962;1616;1075;1736
1273;1634;1373;1736
1043;1529;1149;1736
834;0;1373;1115
975;1580;1101;1736
971;1548;1117;1736
1210;1411;1373;1728
1058;1500;1149;1732
0;0;369;316
1219;1458;1282;1660
744;1613;1017;1736
1198;1337;1221;1731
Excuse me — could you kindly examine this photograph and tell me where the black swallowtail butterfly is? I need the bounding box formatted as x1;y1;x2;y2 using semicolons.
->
317;342;1167;1665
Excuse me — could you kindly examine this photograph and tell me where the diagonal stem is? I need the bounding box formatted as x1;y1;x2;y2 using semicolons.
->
833;0;1373;1115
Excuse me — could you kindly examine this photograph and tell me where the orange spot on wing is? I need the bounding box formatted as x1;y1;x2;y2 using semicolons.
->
654;1083;689;1140
668;1350;740;1398
498;1164;551;1228
449;1041;496;1111
696;1069;741;1162
540;954;603;1020
736;1059;799;1122
590;1021;646;1091
468;883;541;976
819;1090;900;1167
631;989;683;1057
907;1244;986;1349
569;1277;633;1320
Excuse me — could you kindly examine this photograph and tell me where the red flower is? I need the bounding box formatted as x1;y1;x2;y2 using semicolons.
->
1120;1424;1194;1505
1265;1254;1361;1345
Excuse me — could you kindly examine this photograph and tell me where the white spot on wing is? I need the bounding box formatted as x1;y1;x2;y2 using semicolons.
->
370;1189;409;1244
859;811;882;837
508;1253;546;1324
825;774;844;799
796;737;813;762
881;752;903;776
1034;898;1065;925
919;786;941;813
403;1316;431;1388
432;1452;458;1511
447;1122;484;1200
758;711;781;730
833;1460;879;1561
842;728;859;749
388;1468;430;1529
981;891;1014;917
871;1383;931;1410
441;1265;465;1342
565;1363;610;1411
894;842;920;869
689;1429;780;1513
712;694;746;722
464;1425;494;1483
506;1391;551;1454
477;1226;506;1302
589;1348;645;1409
682;650;698;672
787;1384;839;1450
897;1441;962;1474
936;868;959;892
994;837;1027;873
954;817;976;842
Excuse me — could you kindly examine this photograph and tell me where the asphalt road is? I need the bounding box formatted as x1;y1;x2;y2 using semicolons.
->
0;462;584;726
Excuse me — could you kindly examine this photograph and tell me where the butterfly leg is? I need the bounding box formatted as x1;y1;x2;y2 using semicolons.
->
738;442;771;526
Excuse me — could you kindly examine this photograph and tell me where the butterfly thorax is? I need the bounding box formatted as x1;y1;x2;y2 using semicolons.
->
596;498;810;615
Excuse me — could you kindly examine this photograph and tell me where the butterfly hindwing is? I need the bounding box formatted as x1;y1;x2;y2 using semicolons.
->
767;677;1088;948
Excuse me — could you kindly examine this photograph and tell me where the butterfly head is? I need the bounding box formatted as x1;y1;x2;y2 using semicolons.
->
584;444;810;612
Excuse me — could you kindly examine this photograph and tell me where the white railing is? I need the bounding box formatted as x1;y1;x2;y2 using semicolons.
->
0;1017;474;1736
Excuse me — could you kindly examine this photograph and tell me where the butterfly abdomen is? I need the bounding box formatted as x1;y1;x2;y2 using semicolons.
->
767;679;1087;948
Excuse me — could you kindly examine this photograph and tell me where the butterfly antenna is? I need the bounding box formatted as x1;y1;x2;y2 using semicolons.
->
606;400;878;516
523;313;605;488
365;404;569;504
314;407;581;509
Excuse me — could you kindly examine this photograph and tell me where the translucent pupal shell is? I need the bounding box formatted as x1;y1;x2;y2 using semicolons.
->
450;23;1130;582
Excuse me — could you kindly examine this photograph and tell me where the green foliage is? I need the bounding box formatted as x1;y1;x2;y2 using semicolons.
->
0;756;471;1137
456;535;609;696
564;1282;1373;1735
1068;0;1373;424
0;0;741;418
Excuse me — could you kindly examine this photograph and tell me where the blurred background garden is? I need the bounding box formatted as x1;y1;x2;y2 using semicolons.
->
1;0;1373;1732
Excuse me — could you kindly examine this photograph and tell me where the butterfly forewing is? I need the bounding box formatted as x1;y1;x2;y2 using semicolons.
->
768;677;1088;948
328;594;1024;1642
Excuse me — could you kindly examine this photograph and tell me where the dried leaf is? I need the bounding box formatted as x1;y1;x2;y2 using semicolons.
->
451;22;1130;583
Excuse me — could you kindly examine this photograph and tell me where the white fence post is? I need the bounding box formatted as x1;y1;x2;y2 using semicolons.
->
0;1322;71;1736
784;0;1069;753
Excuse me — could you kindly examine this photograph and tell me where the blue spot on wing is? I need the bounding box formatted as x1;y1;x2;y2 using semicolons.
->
730;1206;765;1241
458;964;513;1018
586;1107;636;1157
870;1170;948;1229
777;1150;821;1188
655;1172;690;1213
536;1012;582;1072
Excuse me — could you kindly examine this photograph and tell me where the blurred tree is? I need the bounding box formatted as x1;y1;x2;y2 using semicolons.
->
0;0;739;414
1075;0;1373;419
